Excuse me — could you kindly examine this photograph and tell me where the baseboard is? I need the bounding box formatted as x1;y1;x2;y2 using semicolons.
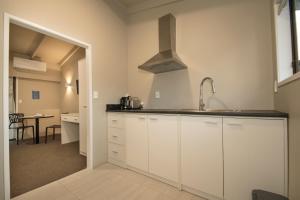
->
126;165;180;189
181;185;223;200
108;158;126;168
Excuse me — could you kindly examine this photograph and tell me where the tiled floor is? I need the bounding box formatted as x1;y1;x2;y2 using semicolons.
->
12;163;206;200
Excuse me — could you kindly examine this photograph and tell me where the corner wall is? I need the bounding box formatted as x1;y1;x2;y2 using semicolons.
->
270;1;300;199
275;81;300;200
60;48;85;114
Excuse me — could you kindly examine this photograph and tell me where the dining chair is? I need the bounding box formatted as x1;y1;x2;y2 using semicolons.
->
45;125;61;143
9;113;35;145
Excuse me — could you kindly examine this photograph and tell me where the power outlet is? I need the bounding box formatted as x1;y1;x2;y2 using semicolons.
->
155;91;160;99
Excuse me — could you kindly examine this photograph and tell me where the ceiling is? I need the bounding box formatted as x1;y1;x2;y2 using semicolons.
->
9;24;79;70
118;0;149;7
110;0;183;15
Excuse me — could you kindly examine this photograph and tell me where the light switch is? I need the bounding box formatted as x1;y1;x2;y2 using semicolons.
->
155;91;160;99
93;91;99;99
274;80;278;93
18;99;23;104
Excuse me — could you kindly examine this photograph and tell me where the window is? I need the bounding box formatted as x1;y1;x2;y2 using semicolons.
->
292;0;300;72
275;0;300;83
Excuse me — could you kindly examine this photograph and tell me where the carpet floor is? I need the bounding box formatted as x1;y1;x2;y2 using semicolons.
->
9;135;87;198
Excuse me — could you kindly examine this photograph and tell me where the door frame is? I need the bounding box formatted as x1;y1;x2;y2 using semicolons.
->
3;13;94;200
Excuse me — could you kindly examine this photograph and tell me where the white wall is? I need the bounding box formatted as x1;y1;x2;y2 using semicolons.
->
127;0;275;110
0;0;128;198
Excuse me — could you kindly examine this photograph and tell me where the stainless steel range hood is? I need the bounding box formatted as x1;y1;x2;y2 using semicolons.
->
138;14;187;74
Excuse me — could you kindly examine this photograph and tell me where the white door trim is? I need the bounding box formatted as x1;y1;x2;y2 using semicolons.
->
3;13;94;200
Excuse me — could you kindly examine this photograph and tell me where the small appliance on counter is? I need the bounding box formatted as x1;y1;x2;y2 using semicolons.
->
120;96;143;110
130;97;143;109
120;96;131;110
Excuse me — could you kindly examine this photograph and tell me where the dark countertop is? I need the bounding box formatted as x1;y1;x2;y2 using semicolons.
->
106;108;288;118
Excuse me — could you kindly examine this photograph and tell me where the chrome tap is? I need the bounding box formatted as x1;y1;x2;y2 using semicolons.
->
199;77;216;111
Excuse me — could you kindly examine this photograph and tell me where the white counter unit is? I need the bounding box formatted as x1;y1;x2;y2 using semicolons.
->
61;113;79;145
107;112;288;200
107;113;126;167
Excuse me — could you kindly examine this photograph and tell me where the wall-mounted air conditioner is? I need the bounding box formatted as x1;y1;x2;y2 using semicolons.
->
13;57;47;72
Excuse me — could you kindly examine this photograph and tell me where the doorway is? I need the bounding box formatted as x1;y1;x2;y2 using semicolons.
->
3;13;94;200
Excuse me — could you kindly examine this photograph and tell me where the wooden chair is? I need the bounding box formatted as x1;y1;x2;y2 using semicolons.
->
45;125;61;143
9;113;35;145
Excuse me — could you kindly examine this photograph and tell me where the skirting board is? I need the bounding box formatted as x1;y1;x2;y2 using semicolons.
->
181;185;223;200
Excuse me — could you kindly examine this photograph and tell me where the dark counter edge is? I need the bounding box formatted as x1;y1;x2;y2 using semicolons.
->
106;105;289;118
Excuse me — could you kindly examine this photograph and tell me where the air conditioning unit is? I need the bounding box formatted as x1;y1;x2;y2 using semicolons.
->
13;57;47;72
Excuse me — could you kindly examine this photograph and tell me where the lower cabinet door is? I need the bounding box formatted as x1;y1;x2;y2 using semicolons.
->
223;118;286;200
148;115;179;183
125;114;148;172
181;116;223;199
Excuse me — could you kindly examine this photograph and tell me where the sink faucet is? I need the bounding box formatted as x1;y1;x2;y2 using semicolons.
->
199;77;216;111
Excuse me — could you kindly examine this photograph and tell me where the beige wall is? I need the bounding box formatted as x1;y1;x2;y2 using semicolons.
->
61;48;85;114
128;0;275;110
17;78;61;138
275;81;300;200
0;0;128;198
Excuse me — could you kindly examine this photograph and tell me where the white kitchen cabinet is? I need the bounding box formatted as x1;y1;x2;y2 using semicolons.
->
125;114;148;172
107;113;125;167
181;116;223;199
107;112;287;200
148;115;179;183
223;117;287;200
108;142;125;162
61;113;79;144
108;127;125;145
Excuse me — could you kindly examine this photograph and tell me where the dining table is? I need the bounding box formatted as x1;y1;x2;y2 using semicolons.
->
21;115;54;144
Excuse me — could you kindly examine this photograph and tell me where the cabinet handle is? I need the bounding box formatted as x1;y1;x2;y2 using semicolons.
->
227;123;242;127
112;135;118;138
139;117;145;120
204;121;218;125
149;118;158;120
112;151;119;154
112;119;118;122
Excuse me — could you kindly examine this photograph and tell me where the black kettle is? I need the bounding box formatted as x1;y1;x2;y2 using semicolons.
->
120;96;131;110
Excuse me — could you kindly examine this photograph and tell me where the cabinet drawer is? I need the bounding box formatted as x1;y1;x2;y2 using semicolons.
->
108;128;125;145
61;116;79;123
108;114;124;128
108;143;125;162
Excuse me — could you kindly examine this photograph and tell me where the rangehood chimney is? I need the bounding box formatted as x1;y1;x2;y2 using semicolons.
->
138;14;187;74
